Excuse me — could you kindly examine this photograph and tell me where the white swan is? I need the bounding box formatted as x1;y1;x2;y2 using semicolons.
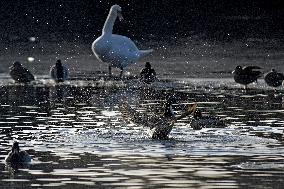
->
92;5;153;78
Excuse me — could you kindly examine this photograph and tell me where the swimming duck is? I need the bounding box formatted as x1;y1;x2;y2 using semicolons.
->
140;62;157;84
92;5;153;78
232;65;262;89
120;96;197;140
264;69;284;88
9;61;35;83
5;141;32;163
50;59;69;82
190;109;226;130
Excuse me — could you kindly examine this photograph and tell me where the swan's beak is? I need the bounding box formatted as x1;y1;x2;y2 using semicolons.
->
117;11;124;21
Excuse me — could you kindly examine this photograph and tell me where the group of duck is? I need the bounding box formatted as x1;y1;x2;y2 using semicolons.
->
233;65;284;89
9;59;68;83
5;94;225;166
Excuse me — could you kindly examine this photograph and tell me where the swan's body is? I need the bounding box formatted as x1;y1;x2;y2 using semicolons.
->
9;61;35;83
92;5;153;77
232;65;262;88
5;142;31;163
50;59;69;82
264;69;284;88
190;109;226;130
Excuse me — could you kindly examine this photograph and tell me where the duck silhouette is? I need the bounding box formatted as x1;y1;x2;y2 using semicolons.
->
232;65;262;89
5;141;31;163
190;109;226;130
50;59;69;82
264;69;284;88
9;61;35;83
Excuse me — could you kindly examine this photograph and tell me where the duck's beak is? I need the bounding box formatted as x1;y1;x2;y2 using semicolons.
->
117;11;124;21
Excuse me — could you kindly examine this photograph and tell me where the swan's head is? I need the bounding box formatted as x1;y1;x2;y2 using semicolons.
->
111;5;123;21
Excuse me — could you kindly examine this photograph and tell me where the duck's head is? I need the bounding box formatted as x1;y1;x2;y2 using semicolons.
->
56;59;62;67
145;62;151;69
232;65;242;74
164;95;176;118
111;5;123;21
193;109;202;119
271;69;276;73
12;61;22;68
12;141;20;153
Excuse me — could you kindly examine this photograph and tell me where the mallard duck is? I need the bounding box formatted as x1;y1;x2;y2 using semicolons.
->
190;109;226;130
92;5;153;78
120;96;196;140
50;59;69;82
264;69;284;88
5;142;31;163
9;61;35;83
232;65;262;89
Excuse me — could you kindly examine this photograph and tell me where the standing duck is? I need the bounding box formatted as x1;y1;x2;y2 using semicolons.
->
120;96;196;140
232;65;262;89
264;69;284;88
190;109;226;130
5;141;32;163
50;59;69;82
9;61;35;83
92;5;153;78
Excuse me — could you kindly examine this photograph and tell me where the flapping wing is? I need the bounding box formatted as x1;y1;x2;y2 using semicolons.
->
119;103;162;129
175;103;197;120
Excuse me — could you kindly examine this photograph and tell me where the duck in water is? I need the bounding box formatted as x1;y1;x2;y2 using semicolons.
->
50;59;69;82
264;69;284;88
120;96;197;140
232;65;262;89
190;109;226;130
9;61;35;83
140;62;157;84
5;141;31;163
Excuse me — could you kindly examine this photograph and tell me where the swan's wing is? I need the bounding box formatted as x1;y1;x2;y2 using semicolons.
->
111;34;139;52
119;103;162;129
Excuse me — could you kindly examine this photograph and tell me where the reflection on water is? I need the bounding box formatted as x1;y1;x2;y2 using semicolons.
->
0;78;284;188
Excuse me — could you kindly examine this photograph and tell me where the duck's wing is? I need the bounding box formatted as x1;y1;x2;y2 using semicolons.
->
22;68;35;81
243;66;261;71
10;67;34;82
119;103;162;129
175;103;197;120
243;66;262;78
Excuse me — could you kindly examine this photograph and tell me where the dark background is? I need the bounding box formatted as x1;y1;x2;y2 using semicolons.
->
1;0;284;43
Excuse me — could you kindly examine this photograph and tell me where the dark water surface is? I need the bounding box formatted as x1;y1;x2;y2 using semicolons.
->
1;77;284;188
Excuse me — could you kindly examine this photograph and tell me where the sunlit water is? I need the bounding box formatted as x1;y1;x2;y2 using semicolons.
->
1;76;284;188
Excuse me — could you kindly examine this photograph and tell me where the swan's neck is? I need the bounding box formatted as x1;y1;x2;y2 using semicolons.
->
103;10;117;34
